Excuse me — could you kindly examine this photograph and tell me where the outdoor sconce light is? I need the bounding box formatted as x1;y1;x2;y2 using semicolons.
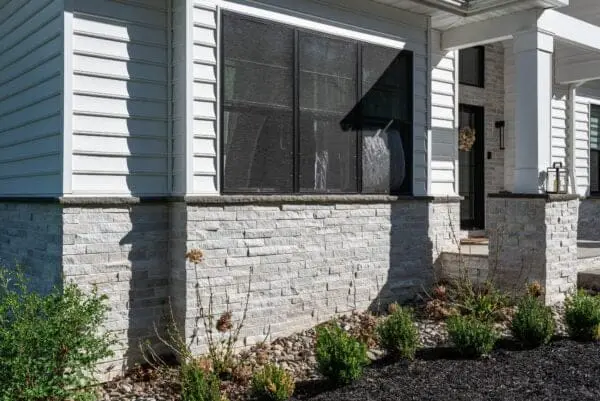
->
546;162;568;194
495;120;505;150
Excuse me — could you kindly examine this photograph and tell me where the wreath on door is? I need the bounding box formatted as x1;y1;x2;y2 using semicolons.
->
459;127;476;151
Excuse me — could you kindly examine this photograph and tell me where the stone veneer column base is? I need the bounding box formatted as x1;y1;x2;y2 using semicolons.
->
487;194;579;304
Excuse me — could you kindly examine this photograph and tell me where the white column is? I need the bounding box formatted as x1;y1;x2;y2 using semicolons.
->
513;30;554;194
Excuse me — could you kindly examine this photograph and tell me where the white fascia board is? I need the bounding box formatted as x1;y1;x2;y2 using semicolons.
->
441;9;541;50
556;59;600;84
539;10;600;52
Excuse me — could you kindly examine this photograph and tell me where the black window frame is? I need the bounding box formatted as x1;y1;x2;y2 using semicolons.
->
591;104;600;195
220;11;414;196
459;46;485;88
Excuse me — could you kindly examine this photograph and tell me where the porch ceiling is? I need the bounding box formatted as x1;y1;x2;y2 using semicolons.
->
371;0;569;29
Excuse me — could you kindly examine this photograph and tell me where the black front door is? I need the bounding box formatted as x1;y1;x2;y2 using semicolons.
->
459;104;485;230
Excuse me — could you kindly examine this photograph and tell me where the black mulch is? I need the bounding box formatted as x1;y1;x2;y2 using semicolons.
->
291;340;600;401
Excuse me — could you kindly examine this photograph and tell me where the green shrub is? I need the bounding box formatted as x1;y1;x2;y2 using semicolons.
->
181;362;222;401
376;306;419;359
446;315;498;357
511;295;555;347
0;268;115;401
564;290;600;341
250;364;295;401
315;324;369;384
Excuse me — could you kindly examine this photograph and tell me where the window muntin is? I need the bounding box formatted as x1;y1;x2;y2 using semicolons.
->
222;12;413;195
459;46;484;88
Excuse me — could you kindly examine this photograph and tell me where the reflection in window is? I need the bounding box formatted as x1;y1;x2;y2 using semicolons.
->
299;33;357;193
222;15;294;192
221;12;413;195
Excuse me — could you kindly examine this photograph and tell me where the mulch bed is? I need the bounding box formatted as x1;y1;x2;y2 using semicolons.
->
291;340;600;401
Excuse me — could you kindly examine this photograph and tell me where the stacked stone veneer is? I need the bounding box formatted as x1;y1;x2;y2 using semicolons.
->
487;195;579;304
174;198;460;353
0;203;63;294
0;197;460;377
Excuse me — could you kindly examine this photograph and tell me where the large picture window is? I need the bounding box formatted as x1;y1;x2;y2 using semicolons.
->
591;105;600;194
222;12;413;194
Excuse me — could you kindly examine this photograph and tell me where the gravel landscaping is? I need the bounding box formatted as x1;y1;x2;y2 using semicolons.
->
98;306;580;401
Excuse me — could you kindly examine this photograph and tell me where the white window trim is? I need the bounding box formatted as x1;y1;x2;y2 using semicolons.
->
217;0;407;50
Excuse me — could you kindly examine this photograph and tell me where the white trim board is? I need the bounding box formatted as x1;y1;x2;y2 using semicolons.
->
217;0;408;49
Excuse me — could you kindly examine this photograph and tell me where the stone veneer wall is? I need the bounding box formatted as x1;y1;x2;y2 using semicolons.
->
0;197;460;377
578;198;600;241
0;202;63;294
487;195;579;304
62;203;171;377
173;198;460;353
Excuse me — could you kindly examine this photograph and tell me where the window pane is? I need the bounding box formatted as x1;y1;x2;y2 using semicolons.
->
299;33;358;193
360;45;412;194
222;14;294;192
459;47;484;87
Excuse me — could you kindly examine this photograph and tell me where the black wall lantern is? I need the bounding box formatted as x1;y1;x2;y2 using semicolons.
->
546;162;568;194
495;120;505;150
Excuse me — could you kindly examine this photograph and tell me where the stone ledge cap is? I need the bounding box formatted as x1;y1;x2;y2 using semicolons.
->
488;192;580;202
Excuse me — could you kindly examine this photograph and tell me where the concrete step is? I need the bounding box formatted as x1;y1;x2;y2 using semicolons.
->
578;268;600;291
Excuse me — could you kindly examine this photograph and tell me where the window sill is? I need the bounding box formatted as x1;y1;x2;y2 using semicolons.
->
184;194;462;205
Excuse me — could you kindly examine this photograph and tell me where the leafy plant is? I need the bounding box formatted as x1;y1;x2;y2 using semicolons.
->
0;267;115;401
458;281;509;322
564;290;600;341
181;361;222;401
315;324;369;385
510;295;555;347
251;364;295;401
376;306;419;359
446;315;498;357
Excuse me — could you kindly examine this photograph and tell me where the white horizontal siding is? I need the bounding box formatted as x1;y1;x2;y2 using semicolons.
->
192;1;217;194
70;0;169;195
574;99;589;196
0;0;63;195
430;30;456;195
551;90;567;166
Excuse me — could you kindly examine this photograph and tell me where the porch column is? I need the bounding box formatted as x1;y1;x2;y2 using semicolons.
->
513;30;554;193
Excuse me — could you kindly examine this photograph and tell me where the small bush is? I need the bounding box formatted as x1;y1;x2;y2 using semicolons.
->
251;364;295;401
376;306;419;359
511;295;555;347
315;324;369;384
181;362;222;401
0;267;115;401
564;290;600;341
446;315;498;357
